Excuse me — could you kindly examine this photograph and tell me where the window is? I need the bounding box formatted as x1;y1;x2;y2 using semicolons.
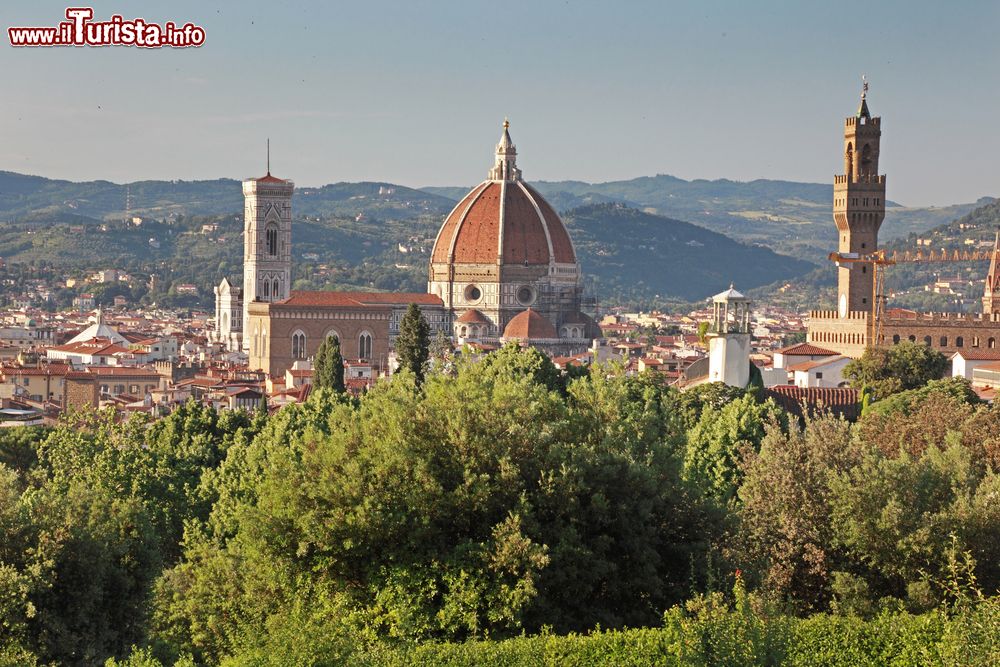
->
129;384;139;394
292;331;306;360
956;336;964;348
359;332;373;359
266;225;279;257
815;372;823;379
940;336;948;347
464;284;482;302
923;336;931;346
262;279;270;300
990;338;996;349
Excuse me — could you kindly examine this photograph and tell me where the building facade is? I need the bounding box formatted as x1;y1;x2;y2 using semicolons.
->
219;121;599;376
241;172;294;350
212;277;243;350
246;292;448;376
427;121;598;354
808;86;1000;358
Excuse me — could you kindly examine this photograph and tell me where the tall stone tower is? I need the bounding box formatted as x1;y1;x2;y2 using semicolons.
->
833;81;886;317
242;169;294;351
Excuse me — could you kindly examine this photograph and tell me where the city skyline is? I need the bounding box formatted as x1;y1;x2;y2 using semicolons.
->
2;0;998;207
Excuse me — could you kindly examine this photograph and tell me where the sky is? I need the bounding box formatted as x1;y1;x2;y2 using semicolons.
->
1;0;998;207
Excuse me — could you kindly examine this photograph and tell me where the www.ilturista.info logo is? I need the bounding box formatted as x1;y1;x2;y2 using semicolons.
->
8;7;205;48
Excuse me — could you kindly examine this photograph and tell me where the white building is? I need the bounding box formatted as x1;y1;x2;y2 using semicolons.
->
789;355;852;388
707;286;752;388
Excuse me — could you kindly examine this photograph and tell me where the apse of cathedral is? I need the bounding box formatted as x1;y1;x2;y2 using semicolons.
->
213;121;599;377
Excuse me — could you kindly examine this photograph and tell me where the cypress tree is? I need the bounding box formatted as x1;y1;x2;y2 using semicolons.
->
396;303;431;385
314;335;345;393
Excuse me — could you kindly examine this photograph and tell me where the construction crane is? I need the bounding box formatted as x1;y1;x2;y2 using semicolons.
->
829;244;998;348
829;249;895;347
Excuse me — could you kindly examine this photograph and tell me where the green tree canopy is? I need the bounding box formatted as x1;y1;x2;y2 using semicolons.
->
843;341;948;400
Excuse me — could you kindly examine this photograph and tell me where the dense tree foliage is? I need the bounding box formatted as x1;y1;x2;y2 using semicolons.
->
844;341;948;400
1;346;1000;665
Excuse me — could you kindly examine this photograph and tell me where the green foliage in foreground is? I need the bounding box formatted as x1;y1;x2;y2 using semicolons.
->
5;346;1000;665
110;582;1000;667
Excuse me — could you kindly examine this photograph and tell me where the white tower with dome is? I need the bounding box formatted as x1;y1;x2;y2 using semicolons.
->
707;285;752;388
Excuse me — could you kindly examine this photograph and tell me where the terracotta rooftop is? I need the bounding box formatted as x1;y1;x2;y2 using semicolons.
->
776;342;839;356
787;355;849;373
763;385;861;421
253;172;289;184
950;349;1000;361
502;309;558;340
275;291;444;308
83;366;163;377
48;338;131;356
972;361;1000;373
456;308;490;324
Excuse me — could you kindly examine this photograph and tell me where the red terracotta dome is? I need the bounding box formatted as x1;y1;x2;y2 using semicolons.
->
430;122;576;267
502;308;558;340
456;308;490;324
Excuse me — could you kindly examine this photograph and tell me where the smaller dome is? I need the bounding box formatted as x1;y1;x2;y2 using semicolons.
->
456;309;490;324
713;284;747;302
502;308;557;340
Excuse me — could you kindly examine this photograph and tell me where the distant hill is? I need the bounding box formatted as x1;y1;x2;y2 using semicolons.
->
1;169;986;309
425;175;989;262
562;203;815;302
0;171;456;223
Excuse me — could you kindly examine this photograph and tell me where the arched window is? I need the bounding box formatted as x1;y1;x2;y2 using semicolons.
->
990;338;996;349
292;331;306;360
266;224;279;257
358;332;373;359
940;336;948;347
221;312;228;331
261;278;270;300
908;335;916;342
973;337;981;348
272;278;280;300
956;336;964;348
324;329;340;343
892;335;900;345
923;336;932;346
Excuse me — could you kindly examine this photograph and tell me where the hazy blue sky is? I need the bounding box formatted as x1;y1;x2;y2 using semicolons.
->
1;1;997;206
